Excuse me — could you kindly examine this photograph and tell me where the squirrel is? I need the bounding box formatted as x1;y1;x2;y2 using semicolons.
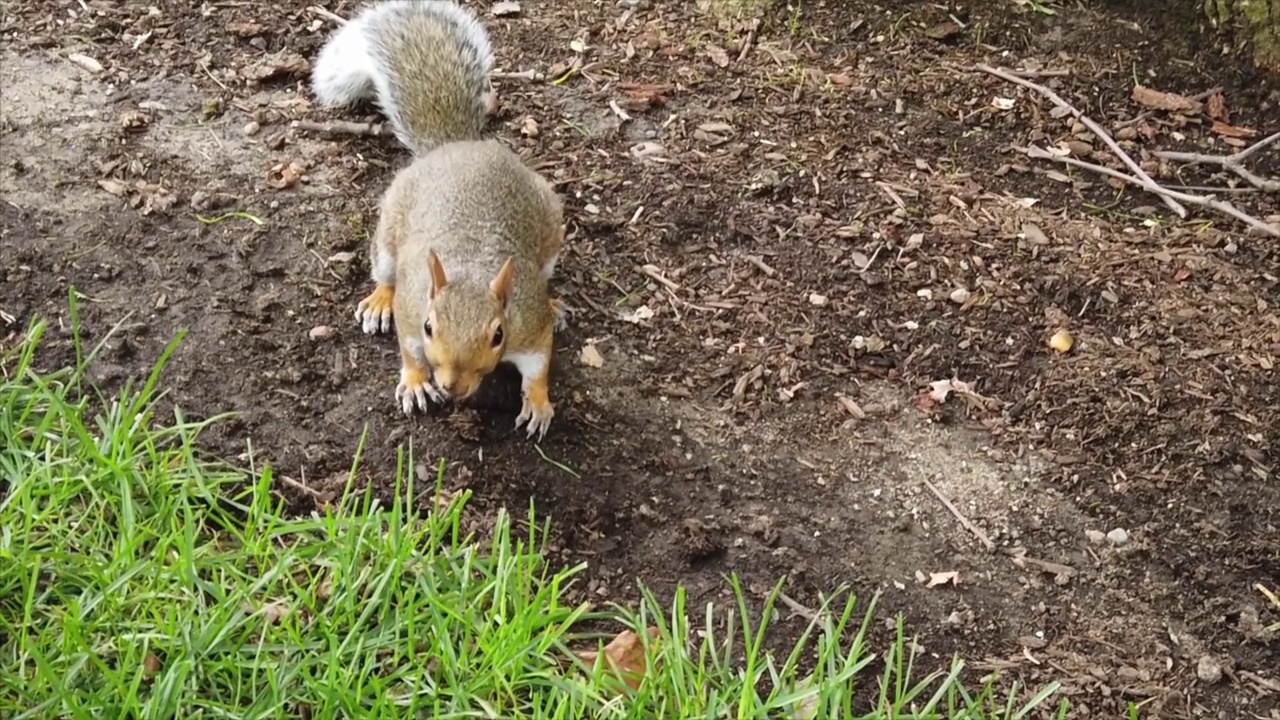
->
311;0;568;440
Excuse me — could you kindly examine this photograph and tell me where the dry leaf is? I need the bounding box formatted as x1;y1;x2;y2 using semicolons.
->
835;393;866;419
618;82;672;109
243;50;310;82
825;72;853;87
620;305;654;324
1206;90;1228;122
706;44;730;68
67;52;104;73
243;599;291;625
98;179;129;196
268;161;304;189
1209;120;1257;139
579;344;605;368
926;571;960;588
928;378;974;403
575;627;660;691
1131;84;1201;113
228;21;265;37
491;1;521;16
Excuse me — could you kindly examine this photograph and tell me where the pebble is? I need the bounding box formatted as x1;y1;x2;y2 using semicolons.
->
308;325;334;341
1106;528;1130;546
244;121;261;136
1085;529;1106;544
808;293;828;306
949;287;970;304
1196;655;1222;684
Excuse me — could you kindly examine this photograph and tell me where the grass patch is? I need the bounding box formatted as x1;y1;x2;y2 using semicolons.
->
0;299;1067;718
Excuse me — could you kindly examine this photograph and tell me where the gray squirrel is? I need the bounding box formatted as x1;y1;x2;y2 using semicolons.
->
312;1;567;440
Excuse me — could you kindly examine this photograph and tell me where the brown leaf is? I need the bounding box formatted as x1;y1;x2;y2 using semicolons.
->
579;344;605;368
1131;84;1201;113
705;44;730;68
268;161;305;190
1209;119;1257;139
927;571;960;588
1205;90;1228;122
242;599;291;625
924;21;962;41
618;82;672;109
575;627;660;691
98;178;129;196
825;72;853;87
242;50;310;82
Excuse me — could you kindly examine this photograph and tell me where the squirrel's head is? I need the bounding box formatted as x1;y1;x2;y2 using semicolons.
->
419;250;514;401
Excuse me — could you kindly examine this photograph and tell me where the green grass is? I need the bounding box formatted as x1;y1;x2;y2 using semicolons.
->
0;297;1068;719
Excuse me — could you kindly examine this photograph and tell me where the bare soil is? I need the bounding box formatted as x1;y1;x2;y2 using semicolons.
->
2;1;1277;717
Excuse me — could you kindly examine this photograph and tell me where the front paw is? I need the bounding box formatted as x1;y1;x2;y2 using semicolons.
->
356;284;394;335
550;298;571;333
395;365;443;415
515;396;555;440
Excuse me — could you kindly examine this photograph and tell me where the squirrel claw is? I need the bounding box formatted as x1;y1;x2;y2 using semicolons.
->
395;368;443;415
357;285;395;335
550;299;570;333
515;398;554;440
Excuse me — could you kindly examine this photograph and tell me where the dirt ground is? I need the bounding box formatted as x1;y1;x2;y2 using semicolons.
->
2;0;1278;717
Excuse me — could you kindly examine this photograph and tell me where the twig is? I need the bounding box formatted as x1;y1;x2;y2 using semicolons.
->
776;591;818;621
1240;671;1280;693
1153;130;1280;192
922;478;995;551
736;22;758;64
1116;86;1221;129
974;63;1188;219
307;5;347;25
277;474;322;498
492;69;545;82
292;119;388;138
1006;68;1071;78
1019;145;1280;237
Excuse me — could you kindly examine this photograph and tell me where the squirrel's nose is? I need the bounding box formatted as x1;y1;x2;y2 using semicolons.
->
445;379;470;398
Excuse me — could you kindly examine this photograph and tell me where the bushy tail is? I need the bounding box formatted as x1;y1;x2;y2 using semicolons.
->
310;0;494;155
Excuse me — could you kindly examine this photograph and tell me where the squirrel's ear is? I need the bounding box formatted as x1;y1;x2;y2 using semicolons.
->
427;250;448;299
490;257;516;308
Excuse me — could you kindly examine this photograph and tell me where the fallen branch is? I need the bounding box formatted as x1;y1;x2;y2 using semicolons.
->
306;5;347;25
492;69;545;82
923;478;995;552
1153;130;1280;192
974;63;1188;219
1115;86;1221;129
1018;144;1280;237
1005;68;1071;78
292;119;388;138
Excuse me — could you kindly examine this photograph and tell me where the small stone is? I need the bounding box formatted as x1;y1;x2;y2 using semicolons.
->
1196;655;1222;684
1049;330;1074;354
1105;528;1130;546
916;288;933;300
244;121;261;136
949;287;970;304
1085;529;1106;544
808;293;829;306
309;325;334;341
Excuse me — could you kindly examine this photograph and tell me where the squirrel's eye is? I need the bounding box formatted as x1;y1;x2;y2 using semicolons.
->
491;326;504;347
423;320;433;338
